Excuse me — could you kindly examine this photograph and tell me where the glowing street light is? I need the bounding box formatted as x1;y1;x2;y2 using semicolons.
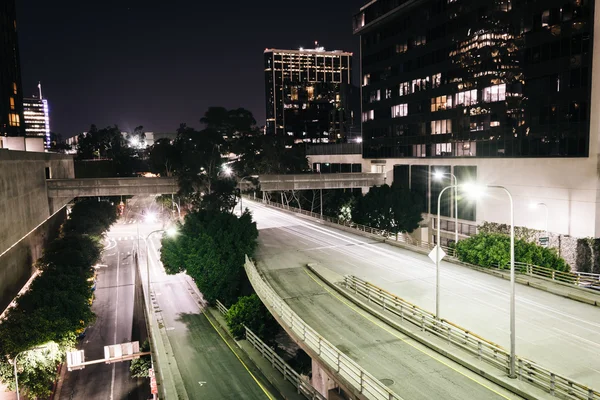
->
222;165;233;176
144;212;157;224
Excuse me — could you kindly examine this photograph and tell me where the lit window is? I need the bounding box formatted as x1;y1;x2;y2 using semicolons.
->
412;76;430;92
413;144;426;157
362;110;375;122
431;119;452;134
9;113;20;127
454;89;478;106
412;36;427;47
9;97;15;110
12;82;17;94
363;74;371;86
435;143;452;156
483;84;506;103
399;82;411;96
490;121;500;127
431;95;453;112
370;90;381;103
396;43;407;54
431;73;442;89
391;104;408;118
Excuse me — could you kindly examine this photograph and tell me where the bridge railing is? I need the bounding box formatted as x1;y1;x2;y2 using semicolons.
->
343;275;600;400
252;197;600;290
215;300;326;400
244;255;405;400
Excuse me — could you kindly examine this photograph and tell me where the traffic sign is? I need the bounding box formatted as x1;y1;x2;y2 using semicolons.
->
539;237;549;248
428;245;447;264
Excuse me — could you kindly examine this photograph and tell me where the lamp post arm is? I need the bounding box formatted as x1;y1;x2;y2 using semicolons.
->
436;184;457;320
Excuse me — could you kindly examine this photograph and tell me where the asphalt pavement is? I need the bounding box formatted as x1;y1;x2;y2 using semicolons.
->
243;199;600;391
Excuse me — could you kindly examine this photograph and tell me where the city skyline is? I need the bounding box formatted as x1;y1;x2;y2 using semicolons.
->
17;0;366;137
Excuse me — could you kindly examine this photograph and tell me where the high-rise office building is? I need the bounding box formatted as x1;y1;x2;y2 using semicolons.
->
0;0;24;137
305;0;600;246
264;46;355;142
23;85;50;148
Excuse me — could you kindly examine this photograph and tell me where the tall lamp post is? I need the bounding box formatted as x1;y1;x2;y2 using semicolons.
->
14;345;48;400
485;185;517;379
433;171;459;244
435;184;458;320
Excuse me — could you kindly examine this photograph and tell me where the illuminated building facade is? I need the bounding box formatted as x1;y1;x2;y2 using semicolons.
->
0;0;24;137
264;47;355;142
354;0;593;159
23;95;50;148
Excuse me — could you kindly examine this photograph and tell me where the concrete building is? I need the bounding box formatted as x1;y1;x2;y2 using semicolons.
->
264;46;356;142
0;0;24;137
311;0;600;264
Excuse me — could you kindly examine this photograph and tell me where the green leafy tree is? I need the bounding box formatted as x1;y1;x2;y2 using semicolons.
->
455;233;569;272
130;340;151;378
225;294;279;342
352;184;423;234
160;210;258;305
63;198;118;237
149;138;179;177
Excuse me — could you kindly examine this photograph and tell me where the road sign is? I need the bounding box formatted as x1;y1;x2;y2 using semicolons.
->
428;245;447;264
66;350;85;371
104;341;140;363
539;237;549;248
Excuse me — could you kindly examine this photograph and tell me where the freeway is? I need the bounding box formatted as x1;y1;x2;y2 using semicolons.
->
134;196;280;400
244;199;600;391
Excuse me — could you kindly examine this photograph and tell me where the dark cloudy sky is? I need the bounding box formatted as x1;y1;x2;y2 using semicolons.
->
16;0;365;138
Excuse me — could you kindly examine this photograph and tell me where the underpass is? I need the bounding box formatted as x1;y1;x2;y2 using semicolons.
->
243;199;600;396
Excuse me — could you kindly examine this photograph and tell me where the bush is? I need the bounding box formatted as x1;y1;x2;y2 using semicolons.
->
130;340;151;378
63;198;118;237
225;294;278;342
455;233;569;272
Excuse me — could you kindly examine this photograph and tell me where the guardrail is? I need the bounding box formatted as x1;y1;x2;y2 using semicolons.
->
215;300;326;400
252;197;600;290
343;275;599;400
244;255;405;400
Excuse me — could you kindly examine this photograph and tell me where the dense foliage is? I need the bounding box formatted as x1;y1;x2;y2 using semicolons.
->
455;233;569;272
352;184;423;234
130;340;151;378
0;199;116;398
160;210;258;305
224;295;278;342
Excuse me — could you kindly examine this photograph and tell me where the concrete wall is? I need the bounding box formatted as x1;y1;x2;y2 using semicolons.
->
0;149;74;311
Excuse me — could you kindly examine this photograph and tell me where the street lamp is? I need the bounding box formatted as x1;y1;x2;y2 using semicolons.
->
238;175;259;214
435;184;458;321
14;345;49;399
530;202;549;239
433;170;459;244
222;165;233;177
467;184;517;379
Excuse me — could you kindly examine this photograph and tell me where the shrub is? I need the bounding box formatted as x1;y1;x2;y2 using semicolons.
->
455;233;569;272
225;294;278;342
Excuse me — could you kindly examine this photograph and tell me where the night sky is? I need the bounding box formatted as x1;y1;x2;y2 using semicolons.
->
17;0;366;138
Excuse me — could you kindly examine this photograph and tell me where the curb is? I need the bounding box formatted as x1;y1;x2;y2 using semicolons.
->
306;263;551;400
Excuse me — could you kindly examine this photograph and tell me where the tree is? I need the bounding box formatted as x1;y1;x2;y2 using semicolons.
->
352;184;423;234
160;210;258;305
149;138;179;177
199;178;238;213
455;233;569;272
225;294;279;342
130;340;151;378
63;198;118;237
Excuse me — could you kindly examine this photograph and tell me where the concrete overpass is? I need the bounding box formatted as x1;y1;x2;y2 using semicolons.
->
259;173;385;191
46;177;177;198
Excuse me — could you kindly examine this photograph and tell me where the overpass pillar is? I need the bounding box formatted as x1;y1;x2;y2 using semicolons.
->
311;359;344;399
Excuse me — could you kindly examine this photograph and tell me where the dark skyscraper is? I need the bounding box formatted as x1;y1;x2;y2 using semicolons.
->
0;0;24;137
264;47;355;143
354;0;593;159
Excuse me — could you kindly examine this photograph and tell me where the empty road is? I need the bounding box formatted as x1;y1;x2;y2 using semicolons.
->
245;199;600;391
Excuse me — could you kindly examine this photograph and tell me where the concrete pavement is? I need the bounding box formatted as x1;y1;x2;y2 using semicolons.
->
244;199;600;391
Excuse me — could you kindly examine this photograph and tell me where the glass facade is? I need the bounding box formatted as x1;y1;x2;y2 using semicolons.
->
0;0;24;137
264;48;356;143
23;97;51;148
354;0;594;159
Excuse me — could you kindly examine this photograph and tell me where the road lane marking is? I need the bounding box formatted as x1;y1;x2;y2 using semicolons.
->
198;381;206;386
203;311;274;400
303;268;513;400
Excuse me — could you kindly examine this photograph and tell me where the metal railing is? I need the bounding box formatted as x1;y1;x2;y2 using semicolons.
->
253;197;600;290
343;275;599;400
244;255;405;400
215;300;326;400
